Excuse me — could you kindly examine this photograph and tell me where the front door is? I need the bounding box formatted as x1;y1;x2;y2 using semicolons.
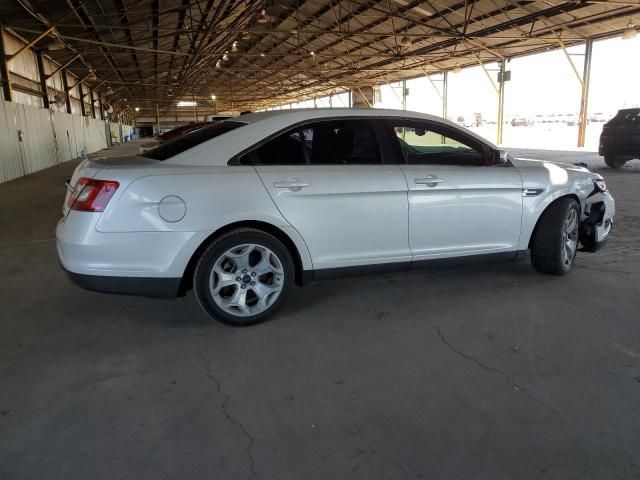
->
249;118;410;270
384;119;523;260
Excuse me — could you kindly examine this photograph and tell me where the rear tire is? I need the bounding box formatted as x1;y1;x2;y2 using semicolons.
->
604;156;626;169
531;198;580;276
193;228;294;326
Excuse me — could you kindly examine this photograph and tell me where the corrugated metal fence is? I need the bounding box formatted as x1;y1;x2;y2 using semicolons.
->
0;100;111;184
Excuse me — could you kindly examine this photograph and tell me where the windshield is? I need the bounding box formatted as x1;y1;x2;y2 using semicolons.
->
142;121;246;160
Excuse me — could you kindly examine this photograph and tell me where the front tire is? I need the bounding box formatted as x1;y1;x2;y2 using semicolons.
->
531;198;580;275
193;229;294;326
604;156;627;169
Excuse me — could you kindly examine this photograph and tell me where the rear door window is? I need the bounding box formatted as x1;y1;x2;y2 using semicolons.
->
306;119;383;165
237;119;387;166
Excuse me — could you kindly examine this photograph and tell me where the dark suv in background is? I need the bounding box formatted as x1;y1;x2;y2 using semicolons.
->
599;108;640;168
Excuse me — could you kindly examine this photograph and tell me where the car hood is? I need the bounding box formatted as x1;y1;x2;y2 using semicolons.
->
510;156;591;174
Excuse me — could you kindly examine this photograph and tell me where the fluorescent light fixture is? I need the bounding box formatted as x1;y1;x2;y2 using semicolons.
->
258;9;269;23
177;100;197;107
134;107;140;112
210;94;216;100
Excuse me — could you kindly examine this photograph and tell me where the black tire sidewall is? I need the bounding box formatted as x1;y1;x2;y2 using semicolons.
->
557;201;580;274
193;230;294;326
604;156;626;169
531;198;580;275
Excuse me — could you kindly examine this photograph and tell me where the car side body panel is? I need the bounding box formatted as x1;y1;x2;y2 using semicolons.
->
255;164;411;269
56;109;616;301
59;163;313;279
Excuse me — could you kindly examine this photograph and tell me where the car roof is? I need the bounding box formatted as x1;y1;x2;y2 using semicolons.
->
165;108;499;166
238;108;445;124
232;108;498;149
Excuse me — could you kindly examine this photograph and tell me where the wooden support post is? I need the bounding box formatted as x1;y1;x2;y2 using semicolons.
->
577;39;593;148
497;60;506;145
89;87;96;118
60;70;72;113
6;27;54;63
35;50;49;109
402;79;407;110
78;82;85;116
442;71;448;119
0;24;12;101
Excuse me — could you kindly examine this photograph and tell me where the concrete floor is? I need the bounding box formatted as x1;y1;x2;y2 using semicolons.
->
1;141;639;480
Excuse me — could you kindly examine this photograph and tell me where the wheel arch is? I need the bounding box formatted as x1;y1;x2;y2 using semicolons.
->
527;193;581;249
178;220;310;295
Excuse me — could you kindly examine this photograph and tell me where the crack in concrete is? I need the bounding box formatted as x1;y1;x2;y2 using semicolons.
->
199;353;256;478
432;326;562;417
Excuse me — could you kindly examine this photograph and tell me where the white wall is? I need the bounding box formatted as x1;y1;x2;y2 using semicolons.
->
0;100;110;184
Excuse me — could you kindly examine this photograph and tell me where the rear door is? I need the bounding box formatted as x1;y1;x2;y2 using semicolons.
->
249;118;410;270
384;119;523;259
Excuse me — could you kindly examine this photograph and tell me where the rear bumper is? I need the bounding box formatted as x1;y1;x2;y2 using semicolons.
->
56;212;200;298
63;265;181;298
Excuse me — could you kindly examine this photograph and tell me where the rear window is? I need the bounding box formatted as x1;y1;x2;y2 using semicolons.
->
610;109;640;125
142;121;245;160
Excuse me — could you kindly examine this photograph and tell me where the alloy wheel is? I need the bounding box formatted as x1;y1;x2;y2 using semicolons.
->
561;208;579;266
209;244;284;317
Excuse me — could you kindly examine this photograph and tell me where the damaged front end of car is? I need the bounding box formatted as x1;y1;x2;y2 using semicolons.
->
579;178;614;252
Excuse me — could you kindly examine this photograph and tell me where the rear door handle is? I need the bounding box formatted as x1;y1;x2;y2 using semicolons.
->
273;179;311;191
414;175;444;187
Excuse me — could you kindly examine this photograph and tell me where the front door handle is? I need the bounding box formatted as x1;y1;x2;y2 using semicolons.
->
414;175;444;187
274;179;311;191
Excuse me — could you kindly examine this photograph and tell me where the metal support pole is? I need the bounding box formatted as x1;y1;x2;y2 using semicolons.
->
442;71;448;119
156;103;160;132
577;39;593;148
35;50;49;109
98;97;103;120
497;60;506;145
61;69;71;113
0;24;12;101
402;79;407;110
78;82;86;116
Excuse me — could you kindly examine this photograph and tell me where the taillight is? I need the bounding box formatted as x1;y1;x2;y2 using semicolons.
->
67;177;119;212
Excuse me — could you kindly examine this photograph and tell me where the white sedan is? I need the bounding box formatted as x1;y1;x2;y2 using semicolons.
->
57;109;614;326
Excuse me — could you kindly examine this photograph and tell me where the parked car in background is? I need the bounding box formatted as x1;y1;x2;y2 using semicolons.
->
156;122;215;142
511;117;532;127
58;109;614;326
599;108;640;168
205;114;232;122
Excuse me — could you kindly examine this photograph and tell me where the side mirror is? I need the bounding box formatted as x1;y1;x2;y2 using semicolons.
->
496;149;510;166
